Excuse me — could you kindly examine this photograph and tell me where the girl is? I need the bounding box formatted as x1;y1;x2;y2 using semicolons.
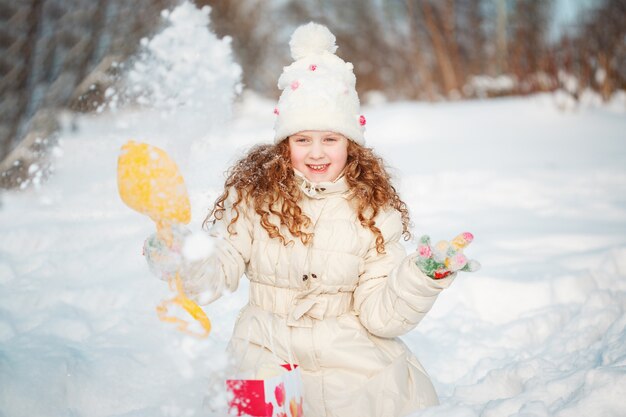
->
145;22;478;417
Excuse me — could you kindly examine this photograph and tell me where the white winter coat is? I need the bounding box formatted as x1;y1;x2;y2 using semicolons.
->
187;171;455;417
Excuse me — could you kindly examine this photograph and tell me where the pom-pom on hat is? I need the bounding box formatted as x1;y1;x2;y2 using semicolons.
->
273;22;366;145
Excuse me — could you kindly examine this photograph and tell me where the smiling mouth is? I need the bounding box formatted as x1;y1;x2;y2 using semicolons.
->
307;164;330;172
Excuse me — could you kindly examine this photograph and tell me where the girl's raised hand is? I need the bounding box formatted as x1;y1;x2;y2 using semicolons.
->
415;232;481;280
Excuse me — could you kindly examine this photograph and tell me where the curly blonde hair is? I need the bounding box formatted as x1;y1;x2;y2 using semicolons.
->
203;139;411;254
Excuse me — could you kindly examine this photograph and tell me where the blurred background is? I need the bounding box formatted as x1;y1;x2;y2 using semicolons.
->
0;0;624;189
0;3;625;416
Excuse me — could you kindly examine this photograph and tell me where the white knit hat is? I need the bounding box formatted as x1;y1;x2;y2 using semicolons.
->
273;22;366;145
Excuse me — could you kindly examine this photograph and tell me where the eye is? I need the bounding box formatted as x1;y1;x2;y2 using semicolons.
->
292;137;309;143
324;137;339;142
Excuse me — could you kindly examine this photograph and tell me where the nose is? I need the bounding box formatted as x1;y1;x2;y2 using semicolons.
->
310;140;324;159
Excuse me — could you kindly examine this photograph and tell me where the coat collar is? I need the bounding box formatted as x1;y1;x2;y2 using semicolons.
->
293;168;350;199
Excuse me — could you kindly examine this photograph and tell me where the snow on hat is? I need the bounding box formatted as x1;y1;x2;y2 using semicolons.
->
273;22;366;145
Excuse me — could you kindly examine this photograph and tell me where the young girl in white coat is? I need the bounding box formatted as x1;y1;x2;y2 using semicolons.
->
145;22;479;417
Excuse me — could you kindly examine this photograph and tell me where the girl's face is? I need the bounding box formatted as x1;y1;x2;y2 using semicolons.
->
288;131;349;183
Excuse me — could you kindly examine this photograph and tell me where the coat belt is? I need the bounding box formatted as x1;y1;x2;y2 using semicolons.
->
249;281;354;327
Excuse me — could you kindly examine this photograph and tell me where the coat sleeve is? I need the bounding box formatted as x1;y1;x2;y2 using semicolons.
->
353;209;455;338
182;188;253;305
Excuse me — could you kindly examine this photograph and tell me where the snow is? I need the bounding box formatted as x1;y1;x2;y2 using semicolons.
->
1;2;626;416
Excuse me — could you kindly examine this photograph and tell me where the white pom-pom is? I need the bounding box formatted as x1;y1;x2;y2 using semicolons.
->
289;22;337;60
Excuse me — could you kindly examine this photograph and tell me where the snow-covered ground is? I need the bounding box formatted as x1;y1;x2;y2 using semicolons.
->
1;3;625;417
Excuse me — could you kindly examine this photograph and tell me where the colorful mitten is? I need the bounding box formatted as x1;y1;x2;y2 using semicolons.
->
415;232;481;279
143;224;190;281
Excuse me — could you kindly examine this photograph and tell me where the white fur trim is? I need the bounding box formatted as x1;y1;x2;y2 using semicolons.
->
274;107;365;145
